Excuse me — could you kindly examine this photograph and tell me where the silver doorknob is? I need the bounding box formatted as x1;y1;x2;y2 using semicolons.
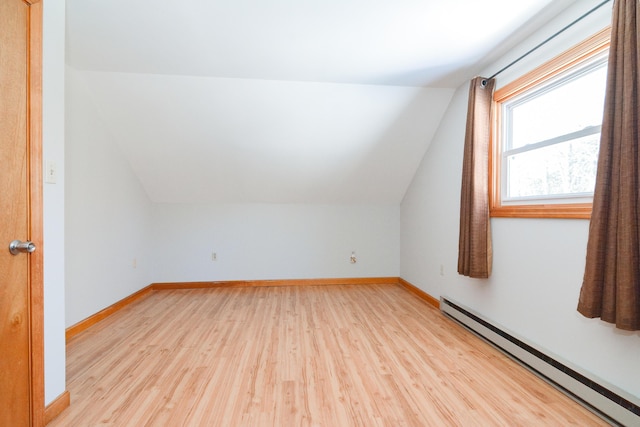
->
9;240;36;255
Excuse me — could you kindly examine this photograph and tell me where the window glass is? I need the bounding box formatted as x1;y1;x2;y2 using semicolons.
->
501;56;607;203
505;133;599;200
508;61;608;150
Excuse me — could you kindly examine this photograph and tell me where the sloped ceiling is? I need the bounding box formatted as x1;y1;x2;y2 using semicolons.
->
66;0;578;204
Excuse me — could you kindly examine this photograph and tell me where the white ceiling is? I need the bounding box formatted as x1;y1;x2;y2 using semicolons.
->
66;0;579;204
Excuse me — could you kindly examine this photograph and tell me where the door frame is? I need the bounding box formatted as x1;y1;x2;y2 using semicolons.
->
25;0;45;425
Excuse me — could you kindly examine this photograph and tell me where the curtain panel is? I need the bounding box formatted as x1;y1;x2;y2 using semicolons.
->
578;0;640;331
458;77;495;279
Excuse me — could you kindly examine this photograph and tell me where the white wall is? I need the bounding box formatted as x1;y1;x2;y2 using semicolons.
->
65;67;153;327
76;70;453;205
401;0;640;401
43;0;66;406
151;203;399;283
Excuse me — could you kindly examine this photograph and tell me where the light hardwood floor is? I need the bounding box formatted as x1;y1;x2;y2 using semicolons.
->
49;284;609;426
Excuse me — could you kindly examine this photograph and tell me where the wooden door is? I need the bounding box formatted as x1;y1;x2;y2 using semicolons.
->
0;0;44;425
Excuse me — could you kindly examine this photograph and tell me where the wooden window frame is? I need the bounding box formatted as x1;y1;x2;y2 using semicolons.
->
490;27;611;219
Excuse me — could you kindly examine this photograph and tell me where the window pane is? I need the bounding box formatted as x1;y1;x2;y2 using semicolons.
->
506;133;599;200
509;61;607;150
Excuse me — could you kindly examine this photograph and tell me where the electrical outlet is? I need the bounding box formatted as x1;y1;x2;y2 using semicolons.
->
439;264;444;276
350;251;357;264
212;252;217;261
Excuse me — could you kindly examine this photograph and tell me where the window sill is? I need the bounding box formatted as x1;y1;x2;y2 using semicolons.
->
490;203;592;219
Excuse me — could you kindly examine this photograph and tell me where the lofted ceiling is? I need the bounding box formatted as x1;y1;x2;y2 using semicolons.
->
66;0;579;204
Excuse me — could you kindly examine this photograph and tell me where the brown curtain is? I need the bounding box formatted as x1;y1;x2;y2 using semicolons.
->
578;0;640;331
458;77;495;278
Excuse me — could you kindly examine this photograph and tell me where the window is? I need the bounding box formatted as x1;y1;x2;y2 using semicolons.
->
491;28;610;219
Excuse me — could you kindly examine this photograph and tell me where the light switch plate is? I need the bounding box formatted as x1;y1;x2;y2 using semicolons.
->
45;160;57;184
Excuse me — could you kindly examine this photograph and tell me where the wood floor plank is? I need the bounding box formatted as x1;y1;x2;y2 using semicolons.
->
49;285;608;426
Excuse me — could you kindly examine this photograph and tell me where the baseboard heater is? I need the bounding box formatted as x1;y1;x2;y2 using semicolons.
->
440;297;639;427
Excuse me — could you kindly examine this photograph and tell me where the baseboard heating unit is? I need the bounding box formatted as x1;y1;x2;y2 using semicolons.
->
440;297;640;427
